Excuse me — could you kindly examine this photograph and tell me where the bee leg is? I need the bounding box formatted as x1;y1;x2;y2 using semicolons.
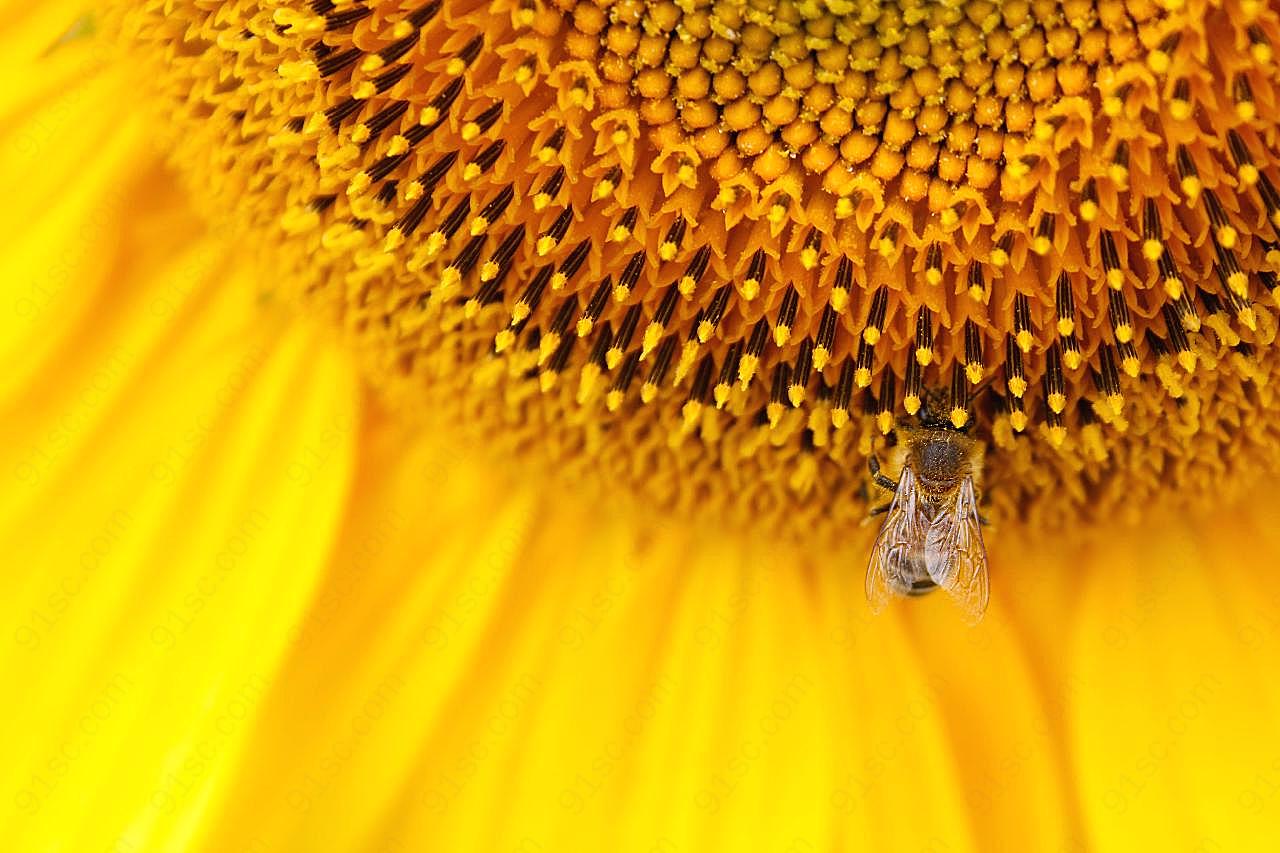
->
861;502;893;527
867;453;898;494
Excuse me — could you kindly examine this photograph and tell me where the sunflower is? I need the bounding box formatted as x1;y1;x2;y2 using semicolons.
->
5;0;1280;849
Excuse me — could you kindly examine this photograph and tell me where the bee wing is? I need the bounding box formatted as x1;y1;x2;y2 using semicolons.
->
865;466;927;613
923;476;990;625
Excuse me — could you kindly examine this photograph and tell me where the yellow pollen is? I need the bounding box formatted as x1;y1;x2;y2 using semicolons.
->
386;135;410;156
347;171;372;197
439;266;461;294
641;325;663;359
1228;272;1249;297
382;228;405;253
423;232;447;259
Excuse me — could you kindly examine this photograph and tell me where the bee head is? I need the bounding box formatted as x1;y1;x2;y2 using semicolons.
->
915;391;981;435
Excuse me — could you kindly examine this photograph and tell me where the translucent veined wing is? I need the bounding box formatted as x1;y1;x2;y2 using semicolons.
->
923;476;990;624
865;465;927;613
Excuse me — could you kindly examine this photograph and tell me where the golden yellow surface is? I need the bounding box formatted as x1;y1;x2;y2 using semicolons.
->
4;3;1280;851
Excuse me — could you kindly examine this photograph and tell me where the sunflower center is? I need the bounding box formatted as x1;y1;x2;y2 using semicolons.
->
114;0;1280;540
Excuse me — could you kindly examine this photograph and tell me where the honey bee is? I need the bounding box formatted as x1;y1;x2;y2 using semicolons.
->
865;418;990;624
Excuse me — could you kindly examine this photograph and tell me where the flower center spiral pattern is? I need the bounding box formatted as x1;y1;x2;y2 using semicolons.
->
117;0;1280;537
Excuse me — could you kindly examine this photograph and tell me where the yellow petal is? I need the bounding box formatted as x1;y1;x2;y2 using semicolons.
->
1070;505;1280;847
195;426;994;850
0;28;361;851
